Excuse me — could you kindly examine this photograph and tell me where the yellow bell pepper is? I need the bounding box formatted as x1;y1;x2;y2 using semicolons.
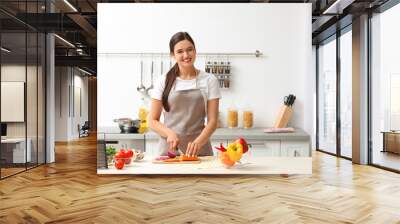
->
226;142;243;162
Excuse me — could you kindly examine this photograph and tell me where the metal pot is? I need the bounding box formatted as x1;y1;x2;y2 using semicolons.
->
113;118;141;133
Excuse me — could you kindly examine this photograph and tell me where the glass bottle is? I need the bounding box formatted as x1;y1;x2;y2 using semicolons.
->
138;97;149;133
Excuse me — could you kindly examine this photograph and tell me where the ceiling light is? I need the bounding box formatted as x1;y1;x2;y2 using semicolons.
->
63;0;78;12
1;47;11;53
78;67;93;76
54;34;75;48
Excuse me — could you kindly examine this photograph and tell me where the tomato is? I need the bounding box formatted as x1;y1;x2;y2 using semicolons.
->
126;149;134;158
114;160;125;169
120;149;127;157
115;151;125;159
124;158;132;164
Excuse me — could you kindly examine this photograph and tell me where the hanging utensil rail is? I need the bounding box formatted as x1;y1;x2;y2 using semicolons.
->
98;50;263;57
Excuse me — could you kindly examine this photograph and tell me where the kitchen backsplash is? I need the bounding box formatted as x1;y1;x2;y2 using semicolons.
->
97;3;313;133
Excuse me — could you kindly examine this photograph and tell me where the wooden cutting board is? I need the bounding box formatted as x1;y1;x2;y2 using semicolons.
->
152;158;201;164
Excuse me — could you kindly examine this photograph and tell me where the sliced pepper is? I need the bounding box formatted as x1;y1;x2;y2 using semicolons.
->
215;143;227;152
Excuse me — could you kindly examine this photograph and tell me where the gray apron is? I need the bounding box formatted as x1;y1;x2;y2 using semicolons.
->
158;76;213;156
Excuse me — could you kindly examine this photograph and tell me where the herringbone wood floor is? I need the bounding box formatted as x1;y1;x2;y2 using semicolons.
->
1;135;400;224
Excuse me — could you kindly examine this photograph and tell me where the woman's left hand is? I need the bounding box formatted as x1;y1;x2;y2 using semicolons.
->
186;141;201;157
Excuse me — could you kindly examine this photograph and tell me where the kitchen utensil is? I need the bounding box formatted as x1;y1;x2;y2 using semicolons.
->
137;59;146;93
113;118;141;133
160;60;163;75
284;94;296;107
274;94;295;128
289;95;296;106
177;147;184;156
145;60;154;93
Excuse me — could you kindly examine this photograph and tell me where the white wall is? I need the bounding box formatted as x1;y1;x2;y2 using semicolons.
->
73;73;89;137
98;3;313;134
1;64;46;162
55;67;68;141
1;65;41;137
55;67;89;141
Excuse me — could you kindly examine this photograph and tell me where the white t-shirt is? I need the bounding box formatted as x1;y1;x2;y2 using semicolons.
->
151;70;221;102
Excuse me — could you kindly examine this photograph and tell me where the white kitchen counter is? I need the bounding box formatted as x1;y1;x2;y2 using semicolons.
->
97;155;312;175
97;127;310;141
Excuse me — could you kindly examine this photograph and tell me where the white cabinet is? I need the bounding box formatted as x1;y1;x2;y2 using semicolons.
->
245;140;280;157
145;138;310;157
262;141;281;157
280;141;310;157
145;139;159;157
246;140;267;157
147;139;227;157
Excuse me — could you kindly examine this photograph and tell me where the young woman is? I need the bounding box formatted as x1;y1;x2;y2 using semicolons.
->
148;32;220;157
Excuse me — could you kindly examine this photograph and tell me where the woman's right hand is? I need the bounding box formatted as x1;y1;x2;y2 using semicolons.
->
166;130;179;150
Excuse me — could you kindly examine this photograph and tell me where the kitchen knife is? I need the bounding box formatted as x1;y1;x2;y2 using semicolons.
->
284;96;289;106
288;95;293;106
289;95;296;106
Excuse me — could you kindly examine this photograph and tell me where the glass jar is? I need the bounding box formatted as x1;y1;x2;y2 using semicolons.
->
227;108;238;128
243;110;253;129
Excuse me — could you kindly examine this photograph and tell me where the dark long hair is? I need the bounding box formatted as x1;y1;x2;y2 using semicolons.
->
162;32;196;112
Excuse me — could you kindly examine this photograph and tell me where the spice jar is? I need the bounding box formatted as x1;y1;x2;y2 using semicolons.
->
243;110;253;129
219;62;225;74
224;75;229;88
225;62;231;74
212;61;218;74
227;106;238;128
205;61;211;73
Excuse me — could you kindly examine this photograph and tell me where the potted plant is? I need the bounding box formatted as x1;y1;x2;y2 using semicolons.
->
105;146;116;164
